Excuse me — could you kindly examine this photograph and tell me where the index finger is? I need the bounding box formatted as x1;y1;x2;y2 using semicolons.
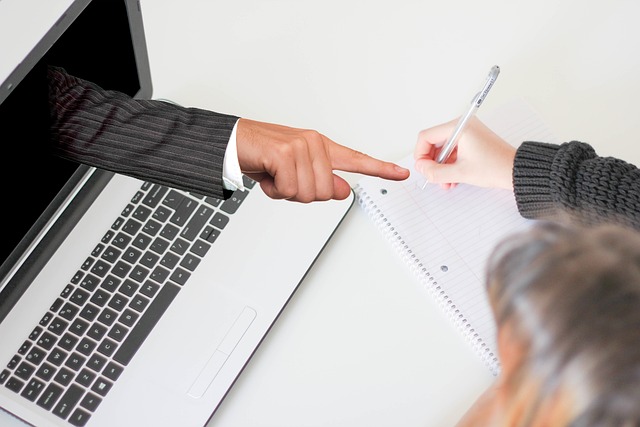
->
327;140;410;181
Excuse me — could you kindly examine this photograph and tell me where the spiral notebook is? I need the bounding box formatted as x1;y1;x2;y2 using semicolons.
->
354;99;558;375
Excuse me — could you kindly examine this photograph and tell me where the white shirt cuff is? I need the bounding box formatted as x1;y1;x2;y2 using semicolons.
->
222;119;245;192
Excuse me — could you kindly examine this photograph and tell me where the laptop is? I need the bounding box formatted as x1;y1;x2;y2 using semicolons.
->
0;0;354;426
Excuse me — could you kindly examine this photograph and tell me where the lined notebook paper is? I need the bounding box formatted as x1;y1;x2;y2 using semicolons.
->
354;99;558;375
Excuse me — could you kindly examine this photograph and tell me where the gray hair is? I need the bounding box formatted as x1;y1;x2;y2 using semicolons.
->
486;221;640;426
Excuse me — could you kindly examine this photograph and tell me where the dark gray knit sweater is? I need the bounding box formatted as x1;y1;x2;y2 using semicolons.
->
513;141;640;229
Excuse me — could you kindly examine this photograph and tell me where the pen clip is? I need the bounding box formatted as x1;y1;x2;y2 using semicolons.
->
474;65;500;108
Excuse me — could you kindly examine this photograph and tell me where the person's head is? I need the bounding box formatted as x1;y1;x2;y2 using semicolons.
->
469;222;640;426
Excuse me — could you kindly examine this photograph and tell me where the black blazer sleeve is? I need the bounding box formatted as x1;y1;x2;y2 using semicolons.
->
47;66;239;199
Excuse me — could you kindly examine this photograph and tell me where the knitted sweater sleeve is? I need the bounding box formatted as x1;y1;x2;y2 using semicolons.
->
513;141;640;229
47;66;239;199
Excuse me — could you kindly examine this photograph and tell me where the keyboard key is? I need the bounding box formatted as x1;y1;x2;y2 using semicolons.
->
14;362;35;380
91;377;113;397
150;265;170;284
108;324;129;342
140;281;159;298
210;212;229;229
76;368;96;387
69;318;90;336
89;290;109;308
47;318;70;336
35;363;56;381
121;218;142;236
160;252;179;270
170;238;189;255
97;309;118;327
20;378;45;402
190;240;211;258
142;219;162;237
102;362;123;382
69;408;92;427
50;298;65;313
170;197;198;226
36;382;63;410
58;333;79;352
86;354;108;373
39;312;54;327
119;309;139;327
59;303;80;321
80;393;102;412
122;247;142;264
5;377;24;393
142;184;169;209
132;233;153;250
17;341;32;355
162;190;184;210
128;295;150;313
171;267;191;285
65;353;87;372
128;265;150;283
160;223;179;240
46;348;68;367
54;367;74;386
149;237;170;255
87;323;108;342
90;260;110;278
181;205;213;241
132;205;152;222
7;355;21;369
76;338;97;356
96;338;118;358
140;251;160;269
220;190;248;214
101;275;122;293
180;253;201;272
108;294;129;312
118;280;139;297
113;283;180;365
25;347;46;366
100;247;122;263
79;274;101;292
111;261;132;279
200;226;220;243
52;383;84;420
69;288;90;306
120;204;134;217
111;232;132;249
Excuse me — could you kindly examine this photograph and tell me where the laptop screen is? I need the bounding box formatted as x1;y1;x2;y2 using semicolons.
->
0;0;152;318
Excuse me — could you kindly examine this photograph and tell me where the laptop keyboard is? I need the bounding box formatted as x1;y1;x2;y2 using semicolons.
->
0;176;255;426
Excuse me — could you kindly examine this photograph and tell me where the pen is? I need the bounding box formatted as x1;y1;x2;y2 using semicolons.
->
436;65;500;164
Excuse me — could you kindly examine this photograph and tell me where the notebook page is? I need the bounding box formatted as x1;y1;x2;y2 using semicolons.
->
355;98;558;374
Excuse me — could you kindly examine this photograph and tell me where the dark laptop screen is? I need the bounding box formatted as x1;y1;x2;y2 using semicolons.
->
0;0;150;317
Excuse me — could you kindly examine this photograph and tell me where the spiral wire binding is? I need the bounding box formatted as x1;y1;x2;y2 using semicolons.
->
354;184;500;376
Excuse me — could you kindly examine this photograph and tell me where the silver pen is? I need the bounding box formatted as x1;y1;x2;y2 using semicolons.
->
420;65;499;189
436;65;500;164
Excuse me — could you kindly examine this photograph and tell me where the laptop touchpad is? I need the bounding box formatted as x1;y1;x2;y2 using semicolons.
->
187;306;256;398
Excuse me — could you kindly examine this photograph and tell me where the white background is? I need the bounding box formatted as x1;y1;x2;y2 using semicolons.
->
2;0;640;426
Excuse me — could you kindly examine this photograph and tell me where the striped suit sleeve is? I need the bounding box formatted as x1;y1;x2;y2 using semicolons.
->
47;66;239;198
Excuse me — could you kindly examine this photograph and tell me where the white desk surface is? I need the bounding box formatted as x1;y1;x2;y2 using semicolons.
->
3;0;640;426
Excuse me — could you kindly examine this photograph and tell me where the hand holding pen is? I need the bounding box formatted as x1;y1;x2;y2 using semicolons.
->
414;66;515;190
